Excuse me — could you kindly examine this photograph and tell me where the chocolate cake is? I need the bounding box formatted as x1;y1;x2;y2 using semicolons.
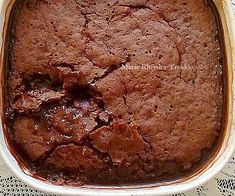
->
4;0;223;185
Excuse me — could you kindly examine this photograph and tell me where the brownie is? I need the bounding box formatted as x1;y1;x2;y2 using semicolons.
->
5;0;223;185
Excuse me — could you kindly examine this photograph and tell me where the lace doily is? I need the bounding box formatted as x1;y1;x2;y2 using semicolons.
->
1;1;235;195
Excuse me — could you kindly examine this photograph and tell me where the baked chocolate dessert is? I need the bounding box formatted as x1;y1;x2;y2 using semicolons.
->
4;0;223;185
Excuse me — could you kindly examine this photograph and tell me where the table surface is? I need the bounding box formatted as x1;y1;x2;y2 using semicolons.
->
0;1;235;195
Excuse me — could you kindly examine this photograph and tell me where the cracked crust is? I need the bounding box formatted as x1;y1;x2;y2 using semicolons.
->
5;0;223;185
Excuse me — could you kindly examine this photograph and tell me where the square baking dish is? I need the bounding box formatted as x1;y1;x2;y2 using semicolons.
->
0;0;234;195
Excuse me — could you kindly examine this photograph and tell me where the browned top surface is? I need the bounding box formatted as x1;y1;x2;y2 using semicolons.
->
5;0;223;185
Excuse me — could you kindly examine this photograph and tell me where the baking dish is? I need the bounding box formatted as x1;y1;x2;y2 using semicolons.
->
0;0;234;195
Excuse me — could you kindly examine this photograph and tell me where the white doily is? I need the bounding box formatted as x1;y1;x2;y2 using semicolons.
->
1;1;235;196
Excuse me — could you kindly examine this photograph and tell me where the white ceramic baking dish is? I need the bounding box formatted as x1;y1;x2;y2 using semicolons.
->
0;0;234;195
